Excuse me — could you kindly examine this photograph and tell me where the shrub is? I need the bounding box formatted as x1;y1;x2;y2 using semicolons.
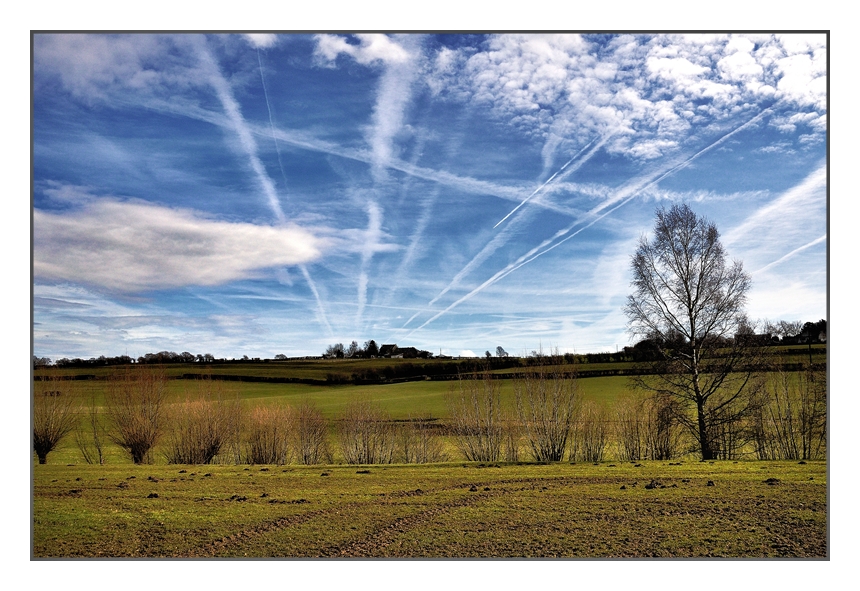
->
398;415;447;464
571;401;608;462
75;389;107;465
502;412;521;463
165;379;240;464
33;375;79;464
447;371;503;462
290;400;331;465
339;398;396;464
242;404;291;465
752;362;826;460
105;367;167;464
514;359;578;462
640;393;685;460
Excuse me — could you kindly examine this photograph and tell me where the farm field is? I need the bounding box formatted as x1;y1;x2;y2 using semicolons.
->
32;358;828;558
33;460;826;558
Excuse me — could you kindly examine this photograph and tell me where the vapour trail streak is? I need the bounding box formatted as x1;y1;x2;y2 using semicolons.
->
416;137;604;313
406;109;772;335
493;137;599;229
258;49;290;193
200;39;334;336
754;234;827;275
256;47;334;336
300;264;333;336
195;42;286;225
136;97;580;217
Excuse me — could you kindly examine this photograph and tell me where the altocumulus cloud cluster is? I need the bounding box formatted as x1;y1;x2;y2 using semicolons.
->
33;33;826;360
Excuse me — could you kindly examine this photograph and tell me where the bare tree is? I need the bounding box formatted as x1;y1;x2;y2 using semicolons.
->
447;371;503;462
33;375;79;464
338;398;396;464
105;367;167;464
76;389;107;465
164;379;240;464
625;203;766;460
514;356;578;462
290;399;332;465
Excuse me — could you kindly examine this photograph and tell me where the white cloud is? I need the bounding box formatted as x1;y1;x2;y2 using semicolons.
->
243;34;278;49
33;34;202;103
314;34;409;66
34;199;325;293
428;33;827;160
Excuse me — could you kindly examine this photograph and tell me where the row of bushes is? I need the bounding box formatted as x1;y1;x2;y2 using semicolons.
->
34;363;826;466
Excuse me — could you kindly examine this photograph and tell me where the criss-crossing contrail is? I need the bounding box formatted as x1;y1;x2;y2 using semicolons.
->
408;137;604;316
198;38;334;336
406;109;774;335
258;49;290;194
493;136;602;229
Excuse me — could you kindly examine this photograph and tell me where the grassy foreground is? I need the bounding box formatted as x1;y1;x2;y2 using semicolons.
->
33;459;826;558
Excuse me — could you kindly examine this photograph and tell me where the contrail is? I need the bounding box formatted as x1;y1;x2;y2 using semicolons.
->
416;137;604;312
754;234;827;275
406;109;773;335
257;48;290;194
300;264;333;336
194;40;286;225
198;38;333;336
356;201;382;329
257;47;333;334
493;137;601;229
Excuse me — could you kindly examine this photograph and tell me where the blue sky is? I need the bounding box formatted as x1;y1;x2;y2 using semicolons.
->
32;33;827;360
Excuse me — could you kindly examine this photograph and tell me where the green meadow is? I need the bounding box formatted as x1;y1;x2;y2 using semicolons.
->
32;358;827;558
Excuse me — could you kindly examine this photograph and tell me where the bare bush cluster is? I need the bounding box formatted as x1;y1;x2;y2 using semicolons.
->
447;371;504;462
242;404;291;465
104;367;167;464
398;416;447;464
752;363;826;460
614;393;685;461
514;360;578;462
339;398;396;464
33;376;80;464
502;413;521;462
76;389;107;465
165;380;240;464
291;400;332;465
570;401;609;462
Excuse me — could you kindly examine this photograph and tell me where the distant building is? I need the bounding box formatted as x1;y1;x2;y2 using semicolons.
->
378;344;399;358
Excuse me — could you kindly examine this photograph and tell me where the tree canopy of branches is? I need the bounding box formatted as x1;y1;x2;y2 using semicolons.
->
625;203;766;460
33;376;79;464
514;356;578;462
104;367;168;464
447;371;504;462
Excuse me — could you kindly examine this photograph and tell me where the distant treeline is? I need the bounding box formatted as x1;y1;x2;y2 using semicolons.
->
32;319;826;370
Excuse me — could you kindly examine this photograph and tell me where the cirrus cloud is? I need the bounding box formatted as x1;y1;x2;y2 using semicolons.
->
34;199;325;293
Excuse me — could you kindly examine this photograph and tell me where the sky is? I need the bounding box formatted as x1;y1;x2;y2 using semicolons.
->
31;33;827;360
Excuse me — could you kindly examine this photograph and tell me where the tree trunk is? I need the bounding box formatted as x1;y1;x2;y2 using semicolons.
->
37;452;47;464
696;396;713;460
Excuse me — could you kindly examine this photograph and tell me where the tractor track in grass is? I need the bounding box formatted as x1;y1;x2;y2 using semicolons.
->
182;475;579;558
318;476;587;557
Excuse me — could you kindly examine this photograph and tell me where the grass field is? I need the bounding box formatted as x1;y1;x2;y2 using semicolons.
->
32;459;826;558
32;358;828;558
